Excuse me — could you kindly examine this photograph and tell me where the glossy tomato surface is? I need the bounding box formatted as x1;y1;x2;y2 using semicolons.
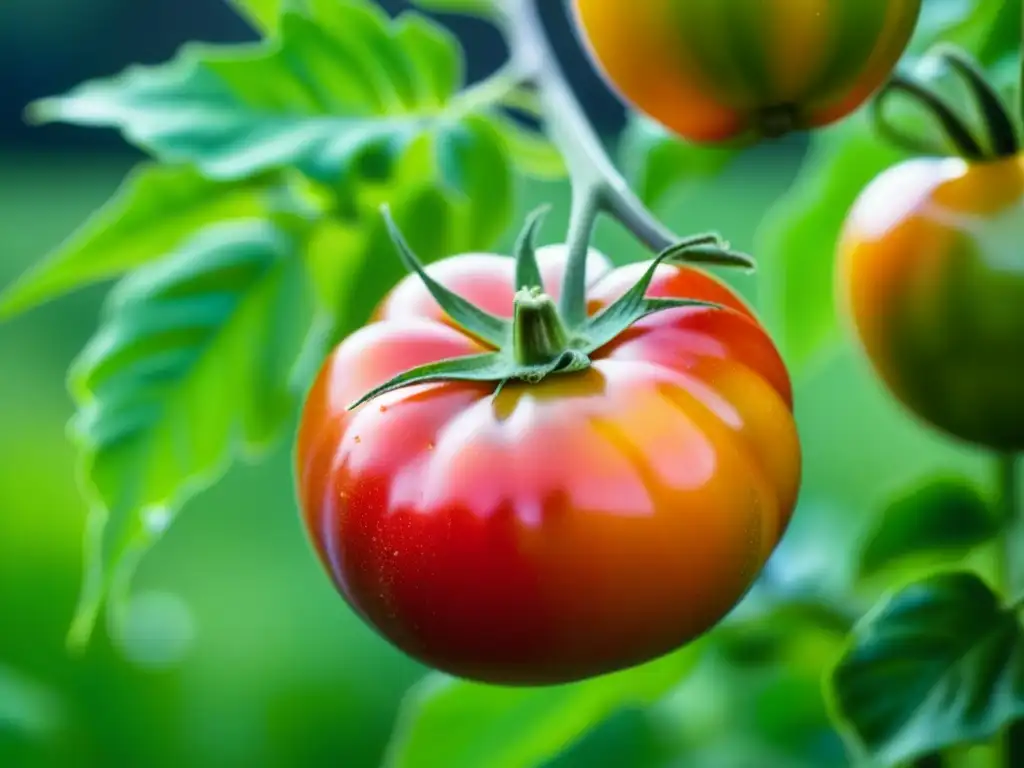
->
296;245;801;684
840;155;1024;451
573;0;921;144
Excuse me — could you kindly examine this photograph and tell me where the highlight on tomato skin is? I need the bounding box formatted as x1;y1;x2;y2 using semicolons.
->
838;153;1024;452
295;246;801;686
572;0;922;144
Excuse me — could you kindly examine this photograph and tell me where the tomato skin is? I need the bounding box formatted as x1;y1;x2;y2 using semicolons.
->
839;155;1024;451
572;0;921;144
296;247;800;685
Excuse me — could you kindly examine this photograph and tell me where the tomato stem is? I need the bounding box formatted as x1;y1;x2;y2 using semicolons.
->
561;185;603;327
996;454;1022;768
756;104;799;139
512;287;572;366
497;0;687;328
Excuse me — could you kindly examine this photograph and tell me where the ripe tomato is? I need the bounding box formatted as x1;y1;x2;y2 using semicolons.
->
839;155;1024;451
573;0;921;144
296;245;800;684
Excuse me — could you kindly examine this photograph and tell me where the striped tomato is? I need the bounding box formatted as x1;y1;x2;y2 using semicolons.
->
839;155;1024;451
573;0;922;144
296;244;800;684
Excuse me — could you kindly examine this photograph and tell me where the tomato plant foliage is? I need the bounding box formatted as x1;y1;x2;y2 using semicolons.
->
4;0;547;648
831;572;1024;765
5;0;1024;766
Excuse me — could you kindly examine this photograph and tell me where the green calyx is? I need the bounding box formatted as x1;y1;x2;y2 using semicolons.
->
346;205;754;410
512;287;572;367
873;44;1020;162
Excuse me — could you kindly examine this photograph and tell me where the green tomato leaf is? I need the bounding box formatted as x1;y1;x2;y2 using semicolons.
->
29;1;475;185
620;116;739;212
926;0;1019;56
858;477;1000;580
0;165;270;319
24;1;514;343
306;119;513;356
492;114;568;181
830;571;1024;766
385;647;701;768
66;219;311;647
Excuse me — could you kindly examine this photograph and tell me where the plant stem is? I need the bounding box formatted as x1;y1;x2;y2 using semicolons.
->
446;62;524;121
997;454;1022;768
997;455;1020;592
561;186;602;327
496;0;681;327
512;287;571;365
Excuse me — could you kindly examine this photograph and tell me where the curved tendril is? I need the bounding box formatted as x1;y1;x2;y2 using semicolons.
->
928;45;1019;158
873;75;986;161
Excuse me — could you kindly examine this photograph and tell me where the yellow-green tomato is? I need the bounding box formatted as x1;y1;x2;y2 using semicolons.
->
573;0;922;144
839;155;1024;451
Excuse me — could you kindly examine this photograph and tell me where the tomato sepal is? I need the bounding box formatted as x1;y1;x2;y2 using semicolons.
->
873;45;1019;162
345;347;593;410
381;205;511;348
512;204;551;293
347;209;754;410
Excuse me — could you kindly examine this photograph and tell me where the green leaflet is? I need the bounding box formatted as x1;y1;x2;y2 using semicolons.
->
29;1;468;185
857;477;1001;580
0;165;271;318
66;220;311;647
12;0;518;365
830;571;1024;766
301;121;513;357
385;646;702;768
491;114;568;181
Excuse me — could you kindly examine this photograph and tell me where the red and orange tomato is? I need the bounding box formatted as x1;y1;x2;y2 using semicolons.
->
296;245;801;685
573;0;922;144
839;155;1024;451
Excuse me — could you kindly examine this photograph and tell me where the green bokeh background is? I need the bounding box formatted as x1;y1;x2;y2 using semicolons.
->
0;1;998;766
